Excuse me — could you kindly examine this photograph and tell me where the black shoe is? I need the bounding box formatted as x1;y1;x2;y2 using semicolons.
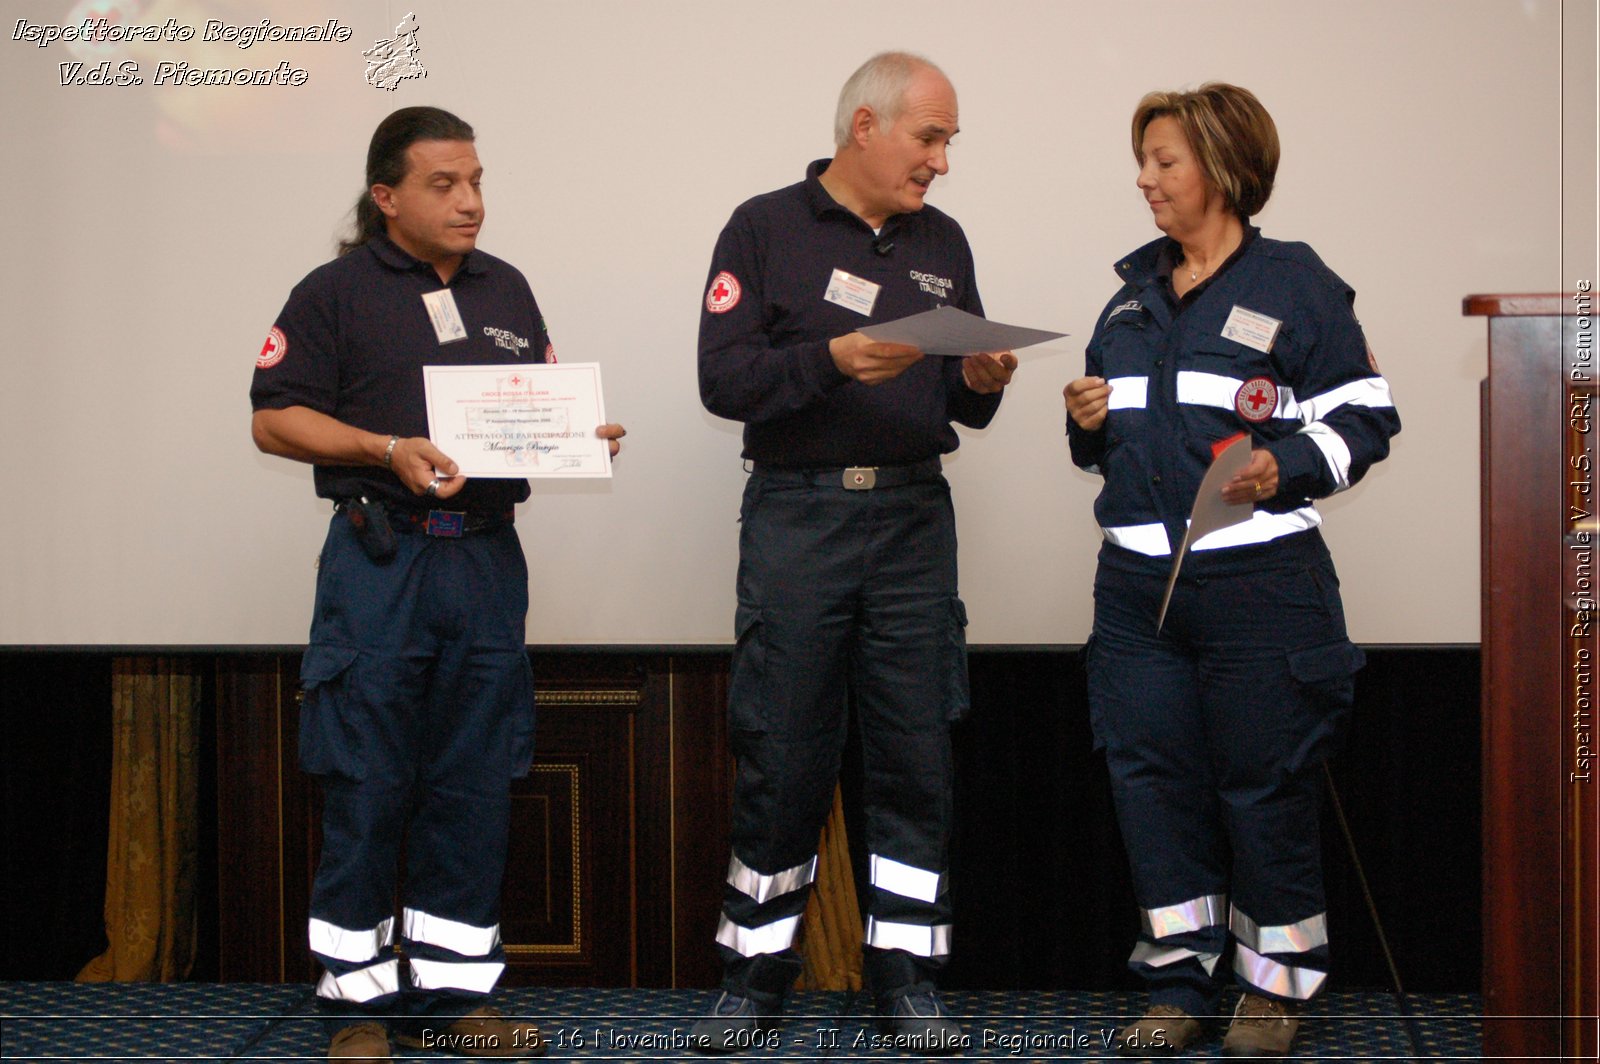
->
876;990;967;1055
687;991;781;1055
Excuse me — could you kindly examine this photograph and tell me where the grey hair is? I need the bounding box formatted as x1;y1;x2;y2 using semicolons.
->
832;52;945;149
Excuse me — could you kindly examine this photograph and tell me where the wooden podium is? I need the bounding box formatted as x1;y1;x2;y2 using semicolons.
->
1468;293;1597;1061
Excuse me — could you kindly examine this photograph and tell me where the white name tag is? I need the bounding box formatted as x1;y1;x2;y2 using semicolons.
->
1220;304;1281;353
421;288;469;344
823;268;881;317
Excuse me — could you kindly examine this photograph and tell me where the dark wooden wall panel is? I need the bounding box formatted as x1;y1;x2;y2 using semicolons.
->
5;646;1481;996
210;652;732;989
662;655;735;990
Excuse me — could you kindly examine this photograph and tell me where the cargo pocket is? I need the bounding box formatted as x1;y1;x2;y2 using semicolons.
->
945;597;972;722
1287;640;1365;709
297;644;365;781
727;604;768;733
1283;639;1366;773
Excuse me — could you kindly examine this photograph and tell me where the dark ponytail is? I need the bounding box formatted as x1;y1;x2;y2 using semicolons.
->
338;106;475;255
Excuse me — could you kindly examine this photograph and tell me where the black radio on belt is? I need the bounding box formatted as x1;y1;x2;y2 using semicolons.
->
342;497;397;563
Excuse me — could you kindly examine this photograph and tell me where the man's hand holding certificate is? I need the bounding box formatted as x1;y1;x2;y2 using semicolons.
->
423;363;614;478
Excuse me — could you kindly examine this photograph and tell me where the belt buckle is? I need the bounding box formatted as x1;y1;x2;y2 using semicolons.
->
425;510;466;537
842;467;877;490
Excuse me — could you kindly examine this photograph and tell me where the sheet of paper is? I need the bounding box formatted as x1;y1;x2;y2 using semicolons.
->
857;305;1066;356
423;362;612;478
1156;434;1255;631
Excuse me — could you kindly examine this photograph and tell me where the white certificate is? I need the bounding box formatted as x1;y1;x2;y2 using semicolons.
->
422;363;612;478
1156;434;1255;631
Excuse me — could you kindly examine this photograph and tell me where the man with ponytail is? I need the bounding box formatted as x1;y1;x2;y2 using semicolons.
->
251;106;624;1062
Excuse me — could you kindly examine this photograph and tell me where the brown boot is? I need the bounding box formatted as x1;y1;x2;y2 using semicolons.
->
328;1021;390;1063
1117;1004;1205;1056
1222;993;1301;1057
394;1007;547;1057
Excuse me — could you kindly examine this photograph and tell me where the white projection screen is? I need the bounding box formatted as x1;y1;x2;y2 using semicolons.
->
1;0;1593;647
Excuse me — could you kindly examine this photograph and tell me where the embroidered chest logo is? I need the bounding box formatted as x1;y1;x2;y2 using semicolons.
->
257;326;287;369
706;271;741;314
1105;300;1143;325
909;270;953;299
1234;377;1279;422
483;326;530;354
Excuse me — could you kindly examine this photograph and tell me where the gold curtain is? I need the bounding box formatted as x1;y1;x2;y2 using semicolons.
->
795;786;863;991
76;657;200;983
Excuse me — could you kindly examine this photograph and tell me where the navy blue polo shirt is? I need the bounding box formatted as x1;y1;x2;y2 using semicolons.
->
698;159;1002;468
251;233;550;511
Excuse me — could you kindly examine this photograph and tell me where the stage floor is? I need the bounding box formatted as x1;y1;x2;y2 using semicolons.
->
0;983;1480;1060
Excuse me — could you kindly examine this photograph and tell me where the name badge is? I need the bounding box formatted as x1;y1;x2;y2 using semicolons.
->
421;289;469;344
1221;304;1281;353
823;268;881;317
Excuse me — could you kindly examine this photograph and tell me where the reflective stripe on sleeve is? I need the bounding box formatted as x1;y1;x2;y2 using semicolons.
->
1299;422;1354;491
1294;377;1395;424
1140;893;1226;939
308;916;394;964
726;854;817;904
1178;370;1305;419
1191;507;1322;551
1234;941;1328;1000
1101;522;1172;557
315;959;400;1003
1178;372;1393;424
401;908;501;957
407;958;505;994
1106;376;1148;410
1129;940;1221;975
716;913;801;957
869;854;946;903
1230;907;1329;955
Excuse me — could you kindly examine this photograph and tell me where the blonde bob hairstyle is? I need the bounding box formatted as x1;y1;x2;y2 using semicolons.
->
1132;83;1279;219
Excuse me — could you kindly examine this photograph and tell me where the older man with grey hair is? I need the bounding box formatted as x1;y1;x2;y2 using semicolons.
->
691;51;1017;1055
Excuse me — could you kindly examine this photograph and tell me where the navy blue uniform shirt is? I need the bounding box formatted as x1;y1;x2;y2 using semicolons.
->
698;159;1002;467
251;234;550;512
1068;228;1400;573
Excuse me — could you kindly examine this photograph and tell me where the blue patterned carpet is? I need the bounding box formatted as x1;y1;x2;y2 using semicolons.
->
0;983;1480;1061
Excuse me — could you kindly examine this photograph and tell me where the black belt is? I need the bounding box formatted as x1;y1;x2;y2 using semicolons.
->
337;500;514;538
389;508;514;536
750;458;943;491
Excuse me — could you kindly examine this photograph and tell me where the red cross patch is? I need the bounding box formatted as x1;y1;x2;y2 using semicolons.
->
544;342;557;364
257;326;286;369
705;271;741;314
1234;376;1278;422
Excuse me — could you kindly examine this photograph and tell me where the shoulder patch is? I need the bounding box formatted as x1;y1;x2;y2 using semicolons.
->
545;341;557;364
705;271;741;314
1235;377;1279;423
257;326;287;369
